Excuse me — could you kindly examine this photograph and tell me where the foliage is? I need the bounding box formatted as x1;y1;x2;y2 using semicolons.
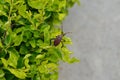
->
0;0;79;80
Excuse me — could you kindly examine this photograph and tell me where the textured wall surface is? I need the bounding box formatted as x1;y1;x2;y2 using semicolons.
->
59;0;120;80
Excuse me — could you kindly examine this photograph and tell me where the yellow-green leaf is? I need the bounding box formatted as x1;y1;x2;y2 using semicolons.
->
8;68;26;79
7;47;19;68
1;58;8;68
0;69;5;78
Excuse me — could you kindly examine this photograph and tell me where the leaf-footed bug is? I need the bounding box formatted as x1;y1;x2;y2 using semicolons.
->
50;24;71;46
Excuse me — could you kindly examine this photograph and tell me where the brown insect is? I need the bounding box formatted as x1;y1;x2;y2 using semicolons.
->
51;24;70;46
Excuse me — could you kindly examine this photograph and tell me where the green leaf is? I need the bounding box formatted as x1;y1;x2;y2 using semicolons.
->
29;38;36;48
34;73;41;80
69;57;80;63
67;0;80;7
41;60;48;65
54;48;62;59
4;21;12;32
23;54;31;69
38;65;48;73
40;24;50;44
23;30;32;40
35;48;42;53
45;0;67;12
62;47;72;54
14;27;24;34
18;4;27;18
47;48;62;63
14;34;23;46
24;54;31;59
36;54;45;59
44;30;50;43
0;77;6;80
33;30;40;38
37;40;44;46
29;65;37;78
1;58;8;68
23;54;32;68
40;24;50;32
47;54;59;63
50;72;58;80
44;12;51;20
58;13;66;21
17;57;24;68
0;39;3;48
20;44;28;54
0;5;7;16
48;48;62;59
0;69;5;78
7;47;19;68
8;68;27;79
63;36;72;45
4;0;11;3
27;0;47;9
24;58;30;69
47;63;57;71
61;47;79;63
4;34;11;46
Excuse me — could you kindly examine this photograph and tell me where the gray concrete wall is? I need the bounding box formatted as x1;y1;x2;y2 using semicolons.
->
59;0;120;80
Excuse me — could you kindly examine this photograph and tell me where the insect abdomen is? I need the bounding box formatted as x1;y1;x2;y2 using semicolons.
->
54;35;62;46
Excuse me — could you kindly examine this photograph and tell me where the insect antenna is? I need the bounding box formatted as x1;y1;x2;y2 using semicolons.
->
61;23;64;34
63;32;72;36
61;23;72;36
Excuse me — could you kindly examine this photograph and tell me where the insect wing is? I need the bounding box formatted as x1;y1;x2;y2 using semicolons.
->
54;35;62;46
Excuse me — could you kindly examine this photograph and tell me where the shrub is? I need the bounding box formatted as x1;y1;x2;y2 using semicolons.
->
0;0;79;80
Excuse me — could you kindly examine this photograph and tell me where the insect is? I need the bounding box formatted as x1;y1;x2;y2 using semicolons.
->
51;24;70;46
53;33;66;46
